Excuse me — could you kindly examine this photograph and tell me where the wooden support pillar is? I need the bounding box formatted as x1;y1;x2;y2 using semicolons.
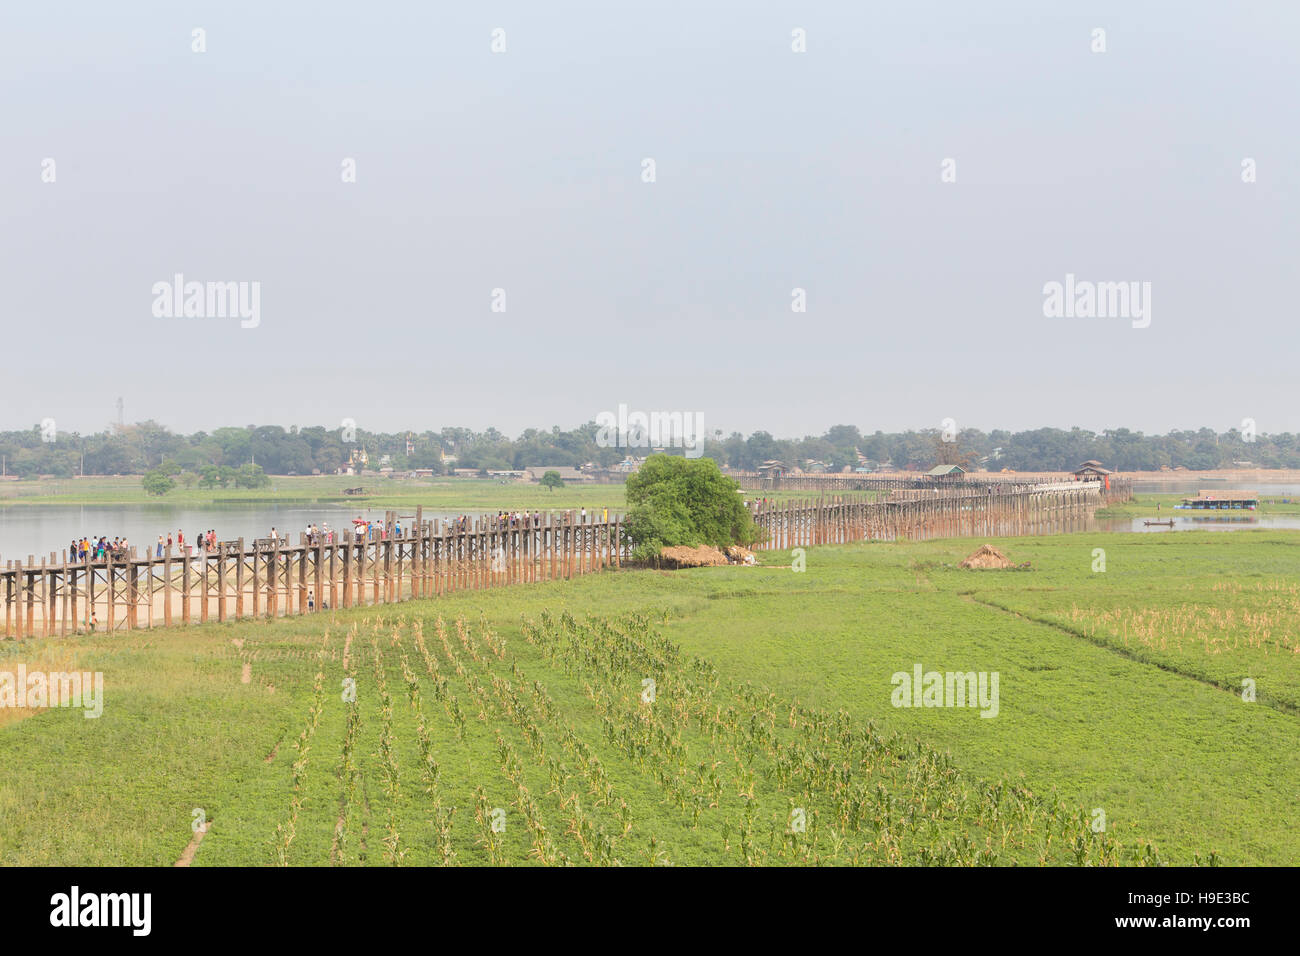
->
67;561;78;635
251;546;261;617
104;552;115;633
342;533;353;608
234;539;245;620
15;560;26;639
217;545;227;622
41;557;51;637
200;551;209;623
270;540;281;617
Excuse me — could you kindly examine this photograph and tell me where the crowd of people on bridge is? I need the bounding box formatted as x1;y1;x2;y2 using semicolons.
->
67;528;218;563
71;536;131;563
60;508;623;564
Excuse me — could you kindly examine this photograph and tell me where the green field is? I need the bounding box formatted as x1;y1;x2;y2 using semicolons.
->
2;531;1296;866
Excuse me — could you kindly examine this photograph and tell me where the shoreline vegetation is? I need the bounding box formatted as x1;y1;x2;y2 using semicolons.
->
5;421;1300;480
3;469;1300;511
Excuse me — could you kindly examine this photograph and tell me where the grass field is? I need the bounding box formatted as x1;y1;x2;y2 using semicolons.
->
1;531;1296;866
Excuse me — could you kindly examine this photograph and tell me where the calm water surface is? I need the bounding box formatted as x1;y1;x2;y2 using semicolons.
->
0;503;441;560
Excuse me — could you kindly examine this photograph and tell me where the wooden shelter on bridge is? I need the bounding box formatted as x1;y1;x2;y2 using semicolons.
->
1073;460;1112;481
926;464;966;482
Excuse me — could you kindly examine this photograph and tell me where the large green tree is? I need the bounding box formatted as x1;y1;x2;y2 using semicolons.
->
141;469;174;496
622;455;756;562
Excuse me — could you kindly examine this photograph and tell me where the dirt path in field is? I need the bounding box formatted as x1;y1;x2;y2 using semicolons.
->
964;593;1300;716
174;820;210;866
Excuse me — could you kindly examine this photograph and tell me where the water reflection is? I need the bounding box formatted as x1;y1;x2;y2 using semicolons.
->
0;503;444;559
1097;515;1300;533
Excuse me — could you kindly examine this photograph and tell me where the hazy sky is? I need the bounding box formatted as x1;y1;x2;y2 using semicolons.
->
2;1;1295;439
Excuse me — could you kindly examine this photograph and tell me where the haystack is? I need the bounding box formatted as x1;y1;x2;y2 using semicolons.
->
725;545;756;566
959;544;1013;569
659;545;729;568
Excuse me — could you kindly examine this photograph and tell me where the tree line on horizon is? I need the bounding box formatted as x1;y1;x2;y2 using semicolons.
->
0;421;1292;479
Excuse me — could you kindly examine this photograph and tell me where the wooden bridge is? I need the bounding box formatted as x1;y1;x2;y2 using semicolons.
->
2;507;624;639
748;482;1124;550
2;480;1129;638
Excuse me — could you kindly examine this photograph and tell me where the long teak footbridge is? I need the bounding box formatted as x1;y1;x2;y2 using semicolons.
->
1;479;1129;638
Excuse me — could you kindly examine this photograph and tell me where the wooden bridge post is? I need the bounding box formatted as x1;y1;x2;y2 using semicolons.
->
233;539;245;620
294;542;305;613
413;508;424;598
217;544;228;623
342;532;353;609
15;559;26;639
68;557;78;635
546;514;554;581
103;552;115;633
199;550;209;623
370;534;380;605
271;538;282;617
251;543;261;618
39;557;49;637
313;536;323;612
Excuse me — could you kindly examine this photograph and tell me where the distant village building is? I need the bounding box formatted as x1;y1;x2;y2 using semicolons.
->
757;460;787;479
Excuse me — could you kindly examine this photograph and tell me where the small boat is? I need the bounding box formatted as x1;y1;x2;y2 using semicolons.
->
1144;519;1175;527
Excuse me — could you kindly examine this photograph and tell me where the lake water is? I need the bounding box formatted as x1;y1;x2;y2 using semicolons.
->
0;503;432;561
1097;515;1300;533
1115;479;1300;532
